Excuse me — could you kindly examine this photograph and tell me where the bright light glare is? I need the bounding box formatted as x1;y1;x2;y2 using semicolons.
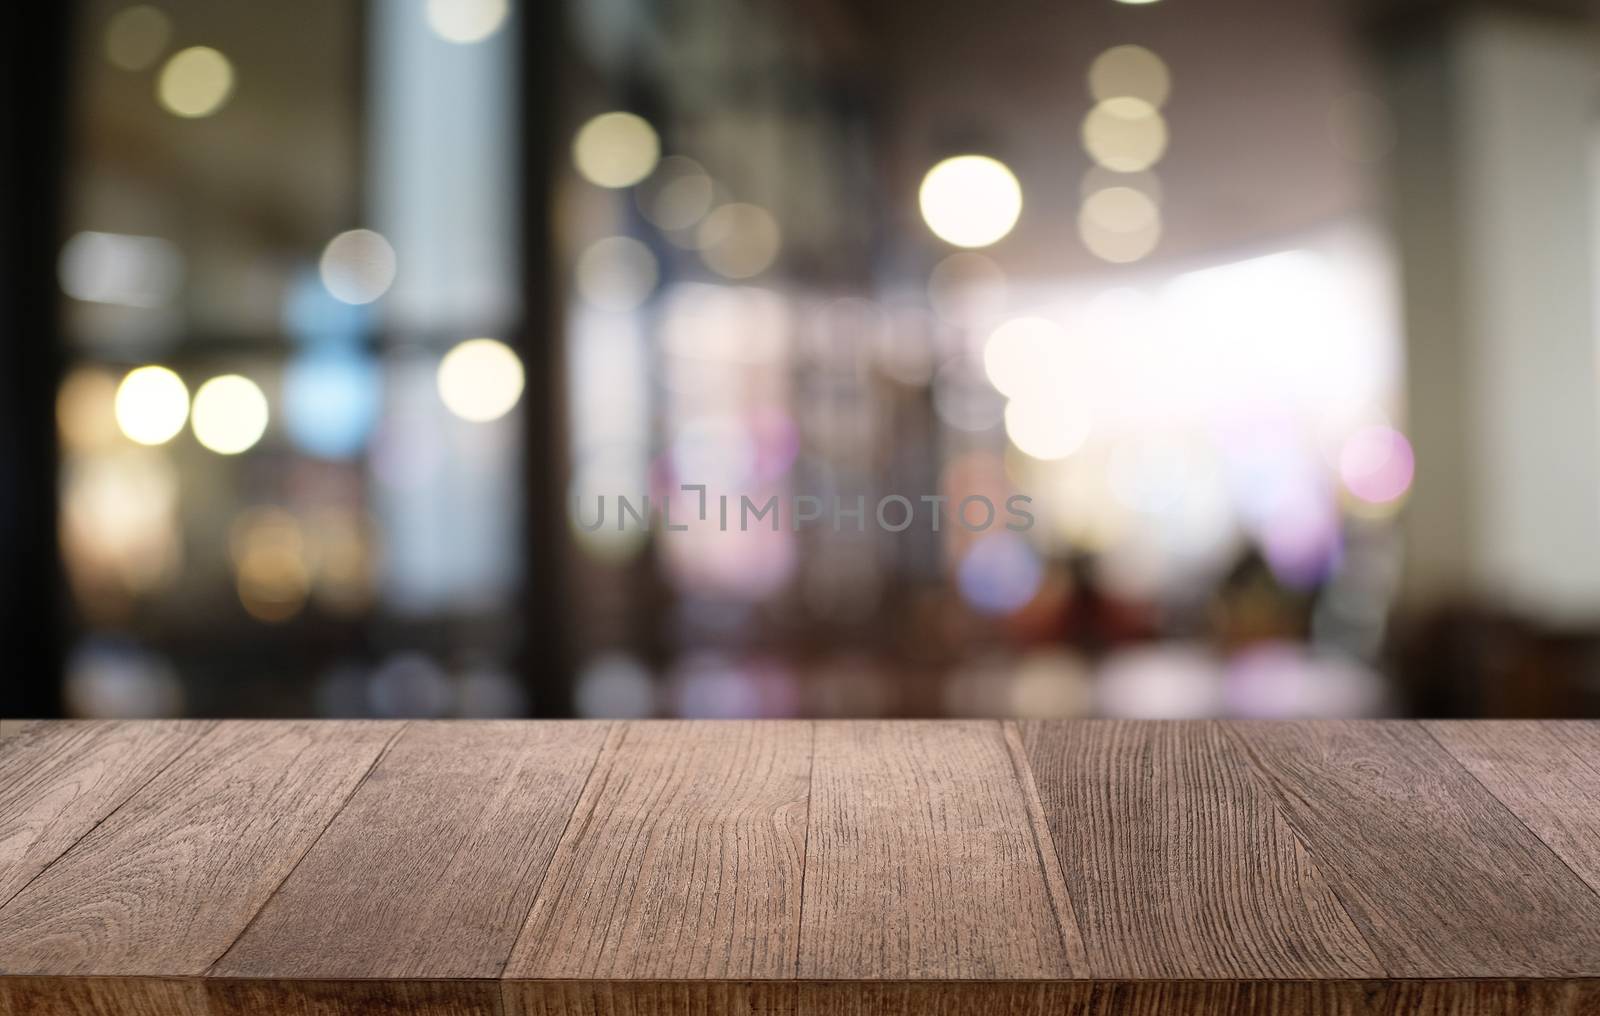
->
425;0;509;43
1004;397;1092;461
114;366;189;446
918;155;1023;248
1082;98;1167;172
319;229;397;305
437;338;524;422
573;112;660;189
157;46;234;118
192;375;269;455
983;317;1066;399
1339;425;1414;504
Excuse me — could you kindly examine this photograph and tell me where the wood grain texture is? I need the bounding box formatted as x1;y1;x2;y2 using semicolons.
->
1227;720;1600;977
215;721;610;980
1426;720;1600;899
504;980;798;1016
798;720;1076;980
0;976;210;1016
1018;720;1382;980
504;721;810;980
0;721;400;975
207;978;502;1016
0;720;212;907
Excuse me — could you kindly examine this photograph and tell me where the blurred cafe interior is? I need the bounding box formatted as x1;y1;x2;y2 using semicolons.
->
4;0;1600;721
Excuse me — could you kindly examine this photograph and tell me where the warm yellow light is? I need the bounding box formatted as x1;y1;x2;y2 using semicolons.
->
918;155;1023;248
437;338;525;422
696;203;782;279
576;236;659;311
573;112;660;189
1004;398;1092;461
983;317;1065;399
58;368;123;451
157;46;234;119
425;0;509;43
105;5;172;71
114;366;189;446
1088;45;1170;107
1080;186;1159;234
192;375;269;455
231;508;309;623
1078;192;1162;264
319;229;397;305
1082;98;1167;173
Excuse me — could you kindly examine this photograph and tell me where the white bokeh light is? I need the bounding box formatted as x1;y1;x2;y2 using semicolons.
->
192;375;269;455
437;338;525;422
918;155;1023;248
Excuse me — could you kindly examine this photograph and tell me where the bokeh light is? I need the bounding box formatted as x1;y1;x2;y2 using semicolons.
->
918;155;1023;248
1079;187;1162;263
575;652;656;718
928;251;1007;326
697;203;782;279
437;338;525;421
191;374;269;455
1339;425;1415;504
1004;396;1092;461
572;112;660;189
425;0;509;44
231;507;310;623
983;316;1065;399
57;368;123;452
319;229;398;305
114;366;189;446
59;231;182;307
1088;45;1170;107
157;46;234;119
637;156;715;231
958;532;1045;615
575;235;659;311
281;350;381;459
104;5;172;71
1082;98;1168;173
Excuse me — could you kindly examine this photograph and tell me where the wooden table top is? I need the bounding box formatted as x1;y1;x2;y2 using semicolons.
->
0;720;1597;1015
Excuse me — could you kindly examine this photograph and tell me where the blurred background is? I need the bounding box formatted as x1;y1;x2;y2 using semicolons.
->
3;0;1598;721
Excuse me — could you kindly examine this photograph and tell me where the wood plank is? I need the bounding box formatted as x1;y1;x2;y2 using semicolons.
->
0;721;213;907
797;720;1078;980
207;978;502;1016
0;721;400;976
213;720;608;982
1227;720;1600;977
503;720;810;980
504;980;798;1016
0;976;211;1016
1017;720;1382;979
1425;720;1600;900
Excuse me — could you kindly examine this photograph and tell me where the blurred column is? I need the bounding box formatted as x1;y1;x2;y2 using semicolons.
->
0;1;70;714
1385;7;1600;620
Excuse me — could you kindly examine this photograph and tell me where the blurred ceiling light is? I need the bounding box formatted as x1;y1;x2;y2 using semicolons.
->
575;235;659;311
104;5;172;71
425;0;509;43
1088;45;1170;107
638;156;715;231
191;374;269;455
572;112;660;189
1339;425;1414;504
1327;91;1398;164
1004;397;1092;460
157;46;234;118
982;316;1065;399
58;231;182;308
1082;98;1167;173
918;155;1023;248
319;229;397;305
1080;166;1162;204
58;368;123;452
697;203;781;279
437;338;524;421
927;251;1007;325
114;366;189;446
1081;186;1159;233
1078;205;1162;263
